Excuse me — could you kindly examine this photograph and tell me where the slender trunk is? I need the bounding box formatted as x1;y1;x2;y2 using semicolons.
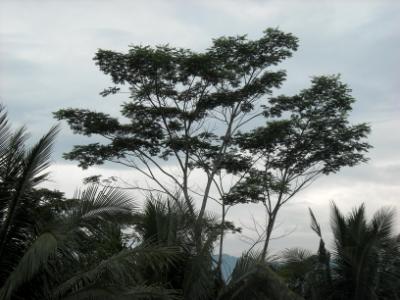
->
194;174;214;248
182;120;195;217
216;202;226;276
196;105;239;230
261;212;276;260
261;173;288;260
194;104;240;251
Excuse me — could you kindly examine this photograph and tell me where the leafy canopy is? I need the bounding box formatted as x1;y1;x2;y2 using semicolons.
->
54;28;370;259
54;29;298;176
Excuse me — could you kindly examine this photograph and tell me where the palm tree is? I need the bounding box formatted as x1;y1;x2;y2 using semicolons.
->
279;204;400;300
1;184;181;300
0;106;180;299
330;203;400;300
0;105;59;284
217;251;304;300
134;195;219;300
135;194;304;300
278;248;315;296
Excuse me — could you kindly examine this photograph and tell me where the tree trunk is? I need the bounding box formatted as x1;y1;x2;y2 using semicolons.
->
216;202;226;278
261;211;277;260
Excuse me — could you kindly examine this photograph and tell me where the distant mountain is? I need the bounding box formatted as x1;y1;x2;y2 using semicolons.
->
213;254;238;281
215;254;282;280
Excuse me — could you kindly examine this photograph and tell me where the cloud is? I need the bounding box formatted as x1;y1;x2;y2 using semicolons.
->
1;0;399;256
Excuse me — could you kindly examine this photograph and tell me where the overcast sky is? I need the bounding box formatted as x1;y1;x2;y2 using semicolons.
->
0;0;399;256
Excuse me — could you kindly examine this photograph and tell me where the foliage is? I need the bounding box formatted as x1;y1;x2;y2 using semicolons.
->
277;204;400;300
0;27;383;300
54;28;370;262
0;106;180;300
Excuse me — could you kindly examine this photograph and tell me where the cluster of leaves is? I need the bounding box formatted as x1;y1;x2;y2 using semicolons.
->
277;204;400;300
54;29;297;171
225;75;371;206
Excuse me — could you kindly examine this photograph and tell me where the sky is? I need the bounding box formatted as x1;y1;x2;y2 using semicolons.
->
0;0;399;256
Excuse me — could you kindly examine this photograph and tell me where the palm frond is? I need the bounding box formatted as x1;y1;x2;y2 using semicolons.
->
281;248;313;265
60;284;181;300
219;252;303;300
182;252;215;300
0;125;59;266
0;105;12;166
371;207;395;240
71;184;136;227
0;231;60;300
53;244;179;299
330;202;348;250
23;125;59;186
122;285;182;300
329;203;400;300
0;183;138;299
229;251;262;283
309;208;321;238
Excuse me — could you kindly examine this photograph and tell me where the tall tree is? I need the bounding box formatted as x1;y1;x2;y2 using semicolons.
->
224;75;371;258
54;28;370;261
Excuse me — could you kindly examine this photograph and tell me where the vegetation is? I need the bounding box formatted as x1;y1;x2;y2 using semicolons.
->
1;28;396;300
0;106;180;299
277;204;400;299
54;28;370;264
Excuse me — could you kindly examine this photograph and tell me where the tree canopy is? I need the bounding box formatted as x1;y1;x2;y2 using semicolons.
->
55;28;370;260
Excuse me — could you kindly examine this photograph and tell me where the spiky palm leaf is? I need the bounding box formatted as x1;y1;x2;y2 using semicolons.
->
53;244;180;300
330;203;400;300
218;251;304;300
59;284;181;300
0;106;59;285
0;184;152;300
136;195;219;300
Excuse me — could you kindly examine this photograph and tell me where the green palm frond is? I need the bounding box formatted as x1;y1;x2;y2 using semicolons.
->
136;195;220;300
228;251;262;283
0;126;28;181
181;218;218;300
53;244;180;299
121;285;182;300
182;251;215;300
23;125;59;186
281;248;313;265
60;284;181;300
75;184;136;220
309;208;321;238
57;286;118;300
329;203;400;300
0;105;11;161
0;125;59;277
0;184;138;299
218;252;304;300
56;185;137;240
0;231;61;300
371;207;395;241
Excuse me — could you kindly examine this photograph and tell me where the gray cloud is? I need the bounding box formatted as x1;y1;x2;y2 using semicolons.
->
1;0;399;255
